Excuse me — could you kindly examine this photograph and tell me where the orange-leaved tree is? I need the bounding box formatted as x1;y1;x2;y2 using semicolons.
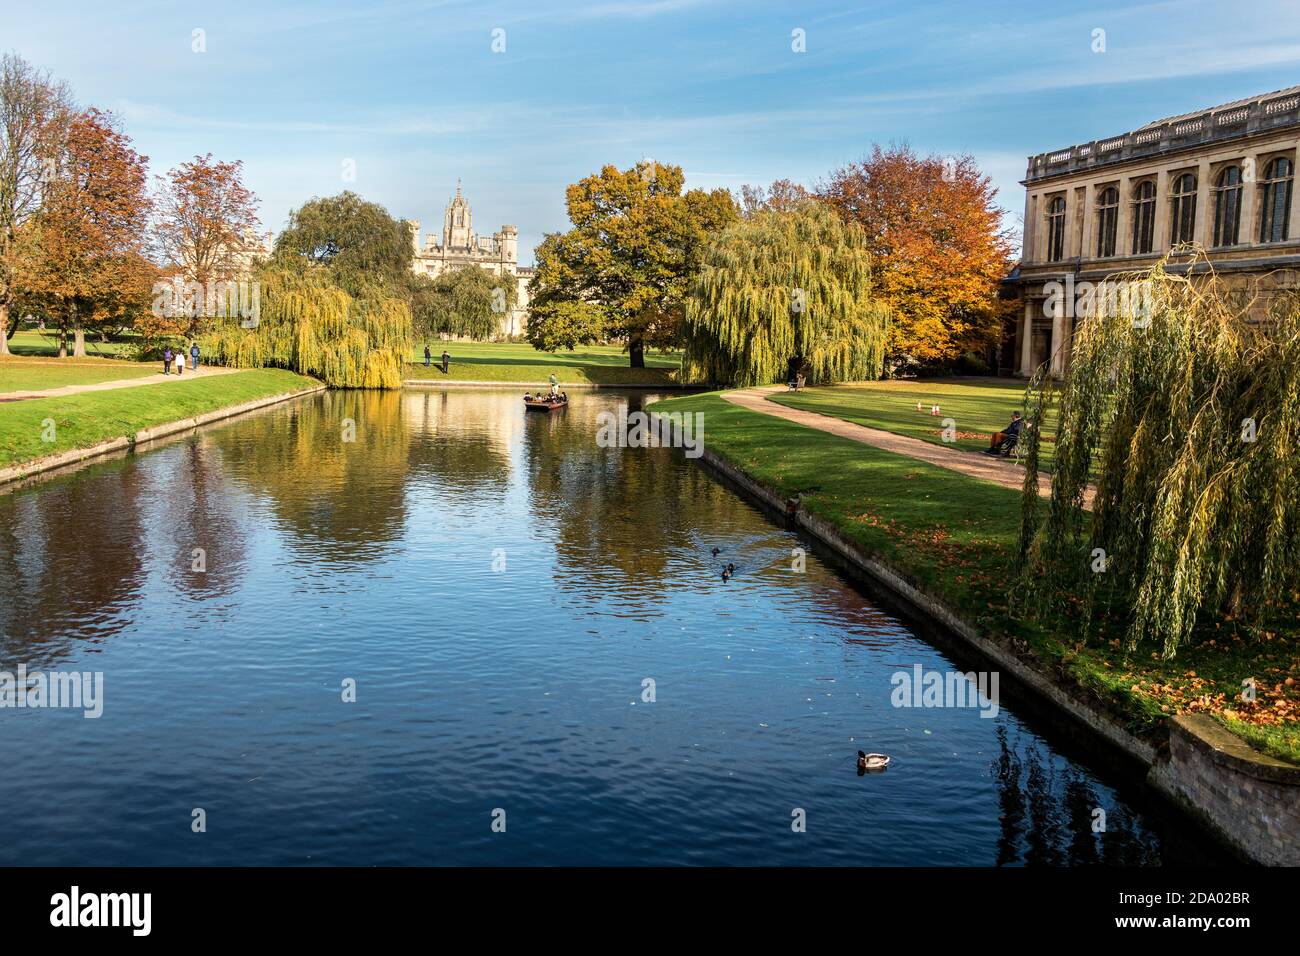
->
820;145;1014;369
14;108;154;357
153;153;261;337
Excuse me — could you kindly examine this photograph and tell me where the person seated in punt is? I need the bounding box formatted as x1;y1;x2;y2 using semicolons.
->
983;410;1023;457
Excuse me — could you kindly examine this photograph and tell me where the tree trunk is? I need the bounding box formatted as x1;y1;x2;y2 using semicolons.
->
0;300;9;356
58;326;67;359
629;336;645;368
73;327;86;357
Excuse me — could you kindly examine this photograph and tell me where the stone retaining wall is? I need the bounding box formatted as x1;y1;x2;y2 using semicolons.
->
1149;716;1300;867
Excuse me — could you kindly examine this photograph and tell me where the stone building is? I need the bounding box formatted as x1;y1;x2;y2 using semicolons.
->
1005;86;1300;376
404;182;534;338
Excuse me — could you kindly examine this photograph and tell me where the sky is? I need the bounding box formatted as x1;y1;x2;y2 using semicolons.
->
4;0;1299;264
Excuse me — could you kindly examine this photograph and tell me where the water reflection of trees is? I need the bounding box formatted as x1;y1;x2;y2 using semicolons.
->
0;464;147;665
521;394;724;593
993;725;1160;866
401;389;510;495
161;440;250;599
209;390;412;565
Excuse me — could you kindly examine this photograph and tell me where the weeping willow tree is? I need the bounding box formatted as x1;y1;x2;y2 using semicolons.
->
200;266;412;388
411;266;516;342
1019;254;1300;657
682;201;890;386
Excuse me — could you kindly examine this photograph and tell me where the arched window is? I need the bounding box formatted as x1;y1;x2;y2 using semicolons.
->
1170;173;1197;245
1131;180;1156;254
1046;196;1066;262
1259;157;1293;243
1095;186;1119;257
1212;165;1243;247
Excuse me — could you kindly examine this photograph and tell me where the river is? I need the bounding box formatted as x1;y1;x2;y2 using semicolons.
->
0;388;1218;865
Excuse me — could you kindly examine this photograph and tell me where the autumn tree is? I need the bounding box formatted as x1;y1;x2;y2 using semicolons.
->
153;153;261;336
14;108;153;357
0;53;73;355
820;145;1013;369
527;161;737;366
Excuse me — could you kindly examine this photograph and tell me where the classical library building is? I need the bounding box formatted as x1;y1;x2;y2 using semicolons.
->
1005;86;1300;376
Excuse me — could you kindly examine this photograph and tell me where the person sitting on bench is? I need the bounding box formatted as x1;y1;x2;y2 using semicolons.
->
984;411;1023;456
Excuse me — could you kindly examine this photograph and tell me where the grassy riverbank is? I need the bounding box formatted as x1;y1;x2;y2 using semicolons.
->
0;354;157;392
404;341;685;386
649;390;1300;764
3;329;138;359
0;368;319;470
405;361;680;386
772;377;1063;470
410;341;682;367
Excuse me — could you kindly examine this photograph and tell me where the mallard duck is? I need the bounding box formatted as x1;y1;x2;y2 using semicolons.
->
857;750;890;771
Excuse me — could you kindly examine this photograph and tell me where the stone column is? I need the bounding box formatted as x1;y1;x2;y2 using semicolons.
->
1076;183;1086;256
1193;158;1212;246
1049;305;1066;378
1290;156;1300;241
1116;176;1132;256
1019;299;1035;376
1080;182;1096;260
1153;167;1171;251
1240;159;1259;247
1023;194;1037;262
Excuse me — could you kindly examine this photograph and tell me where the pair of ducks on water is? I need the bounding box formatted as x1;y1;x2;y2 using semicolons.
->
710;547;737;581
710;546;890;773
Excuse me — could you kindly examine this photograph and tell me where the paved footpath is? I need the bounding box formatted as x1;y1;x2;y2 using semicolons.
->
0;365;240;403
721;386;1096;510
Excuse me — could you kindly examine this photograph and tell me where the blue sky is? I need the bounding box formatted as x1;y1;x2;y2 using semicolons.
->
5;0;1299;262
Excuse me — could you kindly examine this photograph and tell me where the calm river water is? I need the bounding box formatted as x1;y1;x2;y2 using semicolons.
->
0;388;1217;865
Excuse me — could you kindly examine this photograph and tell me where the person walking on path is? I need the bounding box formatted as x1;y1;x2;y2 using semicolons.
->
190;342;200;370
424;344;431;368
441;350;450;373
175;349;186;376
162;347;173;375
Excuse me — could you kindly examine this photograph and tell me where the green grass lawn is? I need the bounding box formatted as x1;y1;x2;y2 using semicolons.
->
0;356;157;392
411;341;682;369
4;329;139;359
0;368;319;470
649;390;1299;764
405;360;679;386
772;377;1062;471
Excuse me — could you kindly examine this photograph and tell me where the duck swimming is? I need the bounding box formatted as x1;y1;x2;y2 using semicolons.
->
710;547;721;557
857;750;890;772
